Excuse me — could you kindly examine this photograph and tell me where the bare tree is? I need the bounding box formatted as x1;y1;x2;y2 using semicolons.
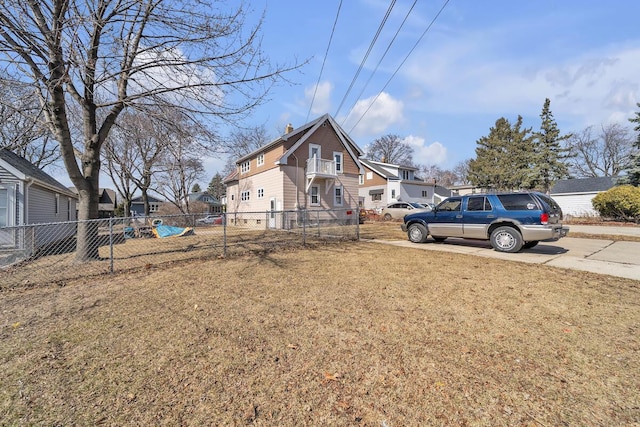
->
0;0;299;260
565;123;634;177
366;134;414;165
154;135;205;214
0;79;59;167
452;159;472;185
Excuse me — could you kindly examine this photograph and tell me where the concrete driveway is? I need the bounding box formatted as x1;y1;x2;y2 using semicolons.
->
371;230;640;281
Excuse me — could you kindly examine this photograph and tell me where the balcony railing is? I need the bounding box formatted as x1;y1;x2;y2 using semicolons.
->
306;157;336;177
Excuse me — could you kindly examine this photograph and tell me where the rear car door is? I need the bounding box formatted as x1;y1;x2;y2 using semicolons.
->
428;197;464;237
462;196;495;239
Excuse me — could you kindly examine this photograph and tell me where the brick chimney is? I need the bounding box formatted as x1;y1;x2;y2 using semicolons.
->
285;123;294;134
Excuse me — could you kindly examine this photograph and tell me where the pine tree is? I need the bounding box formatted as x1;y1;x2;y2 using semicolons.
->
468;116;534;191
191;183;202;193
207;173;225;200
528;98;571;192
619;103;640;186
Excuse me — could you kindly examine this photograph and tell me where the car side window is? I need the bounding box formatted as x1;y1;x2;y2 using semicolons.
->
439;198;462;212
497;194;537;210
467;196;493;211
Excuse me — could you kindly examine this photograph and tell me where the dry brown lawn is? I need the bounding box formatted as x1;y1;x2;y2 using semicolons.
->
1;224;639;426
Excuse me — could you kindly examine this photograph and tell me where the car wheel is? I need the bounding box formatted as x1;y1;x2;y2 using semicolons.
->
432;236;447;242
407;223;428;243
522;241;539;249
383;213;392;221
490;226;523;253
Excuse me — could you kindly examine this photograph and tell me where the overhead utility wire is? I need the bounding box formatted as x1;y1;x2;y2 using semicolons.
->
341;0;418;126
348;0;450;134
333;0;397;118
306;0;343;122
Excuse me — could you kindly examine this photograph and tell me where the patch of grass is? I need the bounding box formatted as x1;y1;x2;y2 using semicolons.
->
1;241;638;425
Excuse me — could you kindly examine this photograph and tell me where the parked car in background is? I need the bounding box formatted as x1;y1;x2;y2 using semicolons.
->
380;202;430;220
418;202;435;211
401;192;569;252
196;214;223;225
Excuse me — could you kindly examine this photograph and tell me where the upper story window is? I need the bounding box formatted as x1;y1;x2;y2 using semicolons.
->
257;153;265;166
401;170;410;180
241;160;250;174
55;194;60;215
359;175;364;185
309;143;321;159
257;188;264;199
333;152;343;173
366;172;373;180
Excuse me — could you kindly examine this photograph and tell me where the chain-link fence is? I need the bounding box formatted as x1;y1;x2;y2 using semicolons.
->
0;208;360;289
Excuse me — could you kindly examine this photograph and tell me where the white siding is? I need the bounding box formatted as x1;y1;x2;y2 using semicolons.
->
553;193;599;217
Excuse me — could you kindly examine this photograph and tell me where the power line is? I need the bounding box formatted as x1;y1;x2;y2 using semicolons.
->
348;0;451;134
306;0;343;123
334;0;397;118
341;0;418;126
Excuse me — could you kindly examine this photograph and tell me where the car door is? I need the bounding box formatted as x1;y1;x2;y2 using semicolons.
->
462;196;495;239
428;197;463;237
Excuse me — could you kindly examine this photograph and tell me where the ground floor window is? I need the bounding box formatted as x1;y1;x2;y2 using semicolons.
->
310;185;319;205
334;185;343;206
0;188;7;227
241;191;250;201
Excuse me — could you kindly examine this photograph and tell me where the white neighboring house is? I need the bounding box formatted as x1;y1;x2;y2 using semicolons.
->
0;149;78;257
550;177;615;217
358;159;452;211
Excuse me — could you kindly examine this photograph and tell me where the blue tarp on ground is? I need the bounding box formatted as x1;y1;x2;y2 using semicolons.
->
152;225;194;238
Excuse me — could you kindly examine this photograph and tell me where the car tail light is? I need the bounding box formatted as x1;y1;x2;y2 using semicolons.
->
540;212;549;224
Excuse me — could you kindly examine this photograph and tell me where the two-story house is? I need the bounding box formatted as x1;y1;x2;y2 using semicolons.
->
224;114;364;228
359;159;450;211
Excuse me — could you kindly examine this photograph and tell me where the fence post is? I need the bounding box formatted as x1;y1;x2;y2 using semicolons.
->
356;207;360;240
108;217;114;274
302;209;306;245
317;210;320;237
223;213;227;257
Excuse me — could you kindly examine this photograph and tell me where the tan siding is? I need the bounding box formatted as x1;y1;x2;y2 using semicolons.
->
282;165;305;210
361;165;388;186
228;168;284;213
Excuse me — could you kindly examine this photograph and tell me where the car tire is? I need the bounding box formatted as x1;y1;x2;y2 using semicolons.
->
522;241;539;249
383;213;392;221
432;236;447;242
407;223;428;243
490;226;523;253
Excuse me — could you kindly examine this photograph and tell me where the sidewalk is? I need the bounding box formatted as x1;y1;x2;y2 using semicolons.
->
568;224;640;237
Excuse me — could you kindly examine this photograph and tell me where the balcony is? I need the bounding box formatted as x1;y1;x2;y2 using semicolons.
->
306;157;336;177
306;158;337;192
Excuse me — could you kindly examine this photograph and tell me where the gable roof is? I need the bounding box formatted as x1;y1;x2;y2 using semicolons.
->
131;195;164;204
360;158;399;180
0;149;76;198
550;177;615;194
188;192;221;204
223;168;239;184
236;114;364;173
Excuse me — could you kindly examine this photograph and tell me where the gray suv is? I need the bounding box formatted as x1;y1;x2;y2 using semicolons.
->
401;192;569;252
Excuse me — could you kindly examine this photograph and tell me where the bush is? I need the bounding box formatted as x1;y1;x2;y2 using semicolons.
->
592;185;640;222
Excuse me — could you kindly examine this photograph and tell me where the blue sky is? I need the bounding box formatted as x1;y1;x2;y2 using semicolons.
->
46;0;640;188
209;0;640;176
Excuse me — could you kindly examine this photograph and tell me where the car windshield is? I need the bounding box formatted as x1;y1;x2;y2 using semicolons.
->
408;202;424;208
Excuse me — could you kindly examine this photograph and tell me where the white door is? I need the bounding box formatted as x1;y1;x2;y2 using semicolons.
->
269;197;277;228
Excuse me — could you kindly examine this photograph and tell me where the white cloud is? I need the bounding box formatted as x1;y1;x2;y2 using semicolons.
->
402;135;447;166
342;92;404;137
304;81;333;115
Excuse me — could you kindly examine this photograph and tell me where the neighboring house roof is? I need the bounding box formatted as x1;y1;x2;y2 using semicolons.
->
188;192;221;204
435;185;453;199
131;195;164;203
360;158;399;180
551;177;615;195
235;113;364;172
0;148;76;198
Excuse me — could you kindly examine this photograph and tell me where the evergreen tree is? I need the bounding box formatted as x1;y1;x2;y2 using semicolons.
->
528;98;571;192
192;183;202;193
619;103;640;186
468;116;534;191
207;173;225;200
